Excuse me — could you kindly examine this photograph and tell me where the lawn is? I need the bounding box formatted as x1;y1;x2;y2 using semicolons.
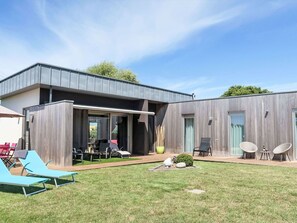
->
1;161;297;223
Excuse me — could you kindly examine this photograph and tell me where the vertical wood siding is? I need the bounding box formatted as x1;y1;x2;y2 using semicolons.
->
29;101;73;166
162;93;297;159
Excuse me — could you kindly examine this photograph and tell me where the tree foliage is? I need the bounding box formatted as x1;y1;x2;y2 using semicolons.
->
86;61;139;83
221;85;271;97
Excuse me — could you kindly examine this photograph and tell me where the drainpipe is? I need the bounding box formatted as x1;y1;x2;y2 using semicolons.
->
49;86;52;103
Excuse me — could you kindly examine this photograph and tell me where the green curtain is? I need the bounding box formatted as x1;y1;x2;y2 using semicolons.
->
184;118;194;153
231;124;244;156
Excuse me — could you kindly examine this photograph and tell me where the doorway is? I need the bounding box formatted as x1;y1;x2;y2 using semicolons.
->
229;112;245;156
184;117;195;153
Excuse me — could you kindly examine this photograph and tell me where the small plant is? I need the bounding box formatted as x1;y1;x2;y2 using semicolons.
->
175;154;193;166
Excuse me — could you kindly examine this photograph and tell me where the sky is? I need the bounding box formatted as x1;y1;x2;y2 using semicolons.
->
0;0;297;99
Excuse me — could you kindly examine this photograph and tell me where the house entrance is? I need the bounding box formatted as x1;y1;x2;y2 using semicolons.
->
229;112;245;156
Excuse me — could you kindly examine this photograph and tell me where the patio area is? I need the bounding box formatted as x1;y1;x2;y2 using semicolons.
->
9;152;297;175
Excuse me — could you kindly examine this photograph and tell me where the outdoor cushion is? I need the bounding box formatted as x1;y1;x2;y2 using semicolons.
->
13;150;28;159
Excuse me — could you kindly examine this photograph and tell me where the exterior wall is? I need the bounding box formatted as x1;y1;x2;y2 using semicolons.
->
0;118;22;144
28;101;73;166
1;88;40;113
163;92;297;159
133;100;149;155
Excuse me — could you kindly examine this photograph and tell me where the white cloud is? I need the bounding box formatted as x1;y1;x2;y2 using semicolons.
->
0;0;245;77
0;0;296;78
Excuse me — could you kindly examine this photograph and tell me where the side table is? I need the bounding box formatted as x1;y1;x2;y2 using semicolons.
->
260;150;270;160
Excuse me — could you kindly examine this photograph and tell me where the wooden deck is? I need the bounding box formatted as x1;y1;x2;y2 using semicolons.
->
9;153;297;175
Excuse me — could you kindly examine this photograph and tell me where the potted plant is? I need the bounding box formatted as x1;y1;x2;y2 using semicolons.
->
156;125;165;154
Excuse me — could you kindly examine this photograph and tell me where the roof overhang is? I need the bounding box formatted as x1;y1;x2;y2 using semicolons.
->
73;104;155;115
0;105;24;118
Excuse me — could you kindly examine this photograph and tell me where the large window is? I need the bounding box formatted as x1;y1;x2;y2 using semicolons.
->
88;115;109;143
111;115;128;149
88;114;128;150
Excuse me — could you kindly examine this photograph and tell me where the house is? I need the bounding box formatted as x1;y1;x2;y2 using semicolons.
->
1;63;297;166
0;63;192;166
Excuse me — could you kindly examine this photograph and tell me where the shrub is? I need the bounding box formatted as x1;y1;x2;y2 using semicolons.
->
175;154;193;166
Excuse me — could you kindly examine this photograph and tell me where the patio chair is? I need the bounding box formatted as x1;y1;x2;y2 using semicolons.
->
193;138;212;157
18;150;78;188
97;142;111;159
109;142;131;158
73;148;83;163
239;142;258;159
272;143;292;161
0;145;14;167
0;159;49;197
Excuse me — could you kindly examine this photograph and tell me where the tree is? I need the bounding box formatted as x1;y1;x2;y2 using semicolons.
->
86;61;139;83
221;85;271;97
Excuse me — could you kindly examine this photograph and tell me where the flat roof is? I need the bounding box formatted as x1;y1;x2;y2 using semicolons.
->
0;63;193;103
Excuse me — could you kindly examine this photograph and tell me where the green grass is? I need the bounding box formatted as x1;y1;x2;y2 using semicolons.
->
1;161;297;222
73;157;140;166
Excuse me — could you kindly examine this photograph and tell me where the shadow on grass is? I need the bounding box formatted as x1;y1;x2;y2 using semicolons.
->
73;157;140;166
0;184;51;196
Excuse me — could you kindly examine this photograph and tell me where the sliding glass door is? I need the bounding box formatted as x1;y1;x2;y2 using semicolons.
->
88;115;109;143
111;115;128;150
88;113;131;151
184;117;195;153
229;112;245;156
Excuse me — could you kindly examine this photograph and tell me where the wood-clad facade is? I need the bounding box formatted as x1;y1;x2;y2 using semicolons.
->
28;101;74;166
162;92;297;159
2;63;297;165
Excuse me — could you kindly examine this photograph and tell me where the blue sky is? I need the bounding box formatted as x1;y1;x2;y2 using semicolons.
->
0;0;297;98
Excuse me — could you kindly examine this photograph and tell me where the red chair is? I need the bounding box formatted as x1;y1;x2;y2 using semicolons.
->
0;145;14;167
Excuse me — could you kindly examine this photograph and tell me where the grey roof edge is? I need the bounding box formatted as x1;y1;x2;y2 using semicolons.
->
0;62;192;97
171;90;297;104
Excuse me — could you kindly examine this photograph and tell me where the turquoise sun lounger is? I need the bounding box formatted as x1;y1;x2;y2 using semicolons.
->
19;150;77;188
0;159;49;197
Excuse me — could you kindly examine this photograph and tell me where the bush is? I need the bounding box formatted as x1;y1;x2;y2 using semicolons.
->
175;154;193;166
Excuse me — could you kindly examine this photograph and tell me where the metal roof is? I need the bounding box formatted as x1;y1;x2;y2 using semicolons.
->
0;63;193;103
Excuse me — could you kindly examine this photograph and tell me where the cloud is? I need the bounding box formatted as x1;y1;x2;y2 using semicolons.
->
0;0;296;78
0;0;245;77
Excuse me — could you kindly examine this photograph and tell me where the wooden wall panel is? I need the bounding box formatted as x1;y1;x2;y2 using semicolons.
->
163;92;297;160
29;101;73;166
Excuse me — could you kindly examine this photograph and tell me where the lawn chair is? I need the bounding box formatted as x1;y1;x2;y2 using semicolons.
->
272;143;292;161
109;142;131;158
193;137;212;157
0;159;49;197
239;142;258;159
18;150;77;188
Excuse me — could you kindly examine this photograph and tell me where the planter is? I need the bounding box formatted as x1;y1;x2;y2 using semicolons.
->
156;146;165;154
